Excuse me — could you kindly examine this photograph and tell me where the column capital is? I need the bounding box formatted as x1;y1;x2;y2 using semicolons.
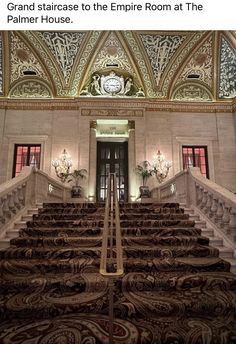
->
128;120;135;130
90;120;97;130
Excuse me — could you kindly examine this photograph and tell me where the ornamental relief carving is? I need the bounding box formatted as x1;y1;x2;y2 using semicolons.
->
81;109;143;117
38;31;85;84
0;33;3;95
157;32;206;98
91;32;135;76
24;31;102;97
124;31;155;97
10;80;52;98
10;32;48;84
139;34;186;86
80;71;144;98
176;36;213;88
172;83;212;101
219;38;236;98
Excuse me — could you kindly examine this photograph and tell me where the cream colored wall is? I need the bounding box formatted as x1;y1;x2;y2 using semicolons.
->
136;110;236;193
0;107;236;195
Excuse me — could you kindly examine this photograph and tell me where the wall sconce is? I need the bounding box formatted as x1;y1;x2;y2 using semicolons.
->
52;149;72;182
152;150;172;183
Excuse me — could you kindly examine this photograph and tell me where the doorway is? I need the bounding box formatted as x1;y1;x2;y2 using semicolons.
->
96;141;128;202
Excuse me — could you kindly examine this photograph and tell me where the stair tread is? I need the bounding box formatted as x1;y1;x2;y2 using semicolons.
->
1;201;236;342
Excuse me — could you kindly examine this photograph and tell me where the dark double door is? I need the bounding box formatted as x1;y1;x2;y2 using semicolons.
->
96;142;128;202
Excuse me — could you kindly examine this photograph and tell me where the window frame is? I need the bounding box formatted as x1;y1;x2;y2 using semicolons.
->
182;145;209;178
12;144;41;177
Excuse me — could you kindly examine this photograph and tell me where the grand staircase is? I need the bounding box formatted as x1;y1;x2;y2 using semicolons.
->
0;202;236;343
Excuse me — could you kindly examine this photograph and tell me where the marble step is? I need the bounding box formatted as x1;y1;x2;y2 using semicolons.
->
13;221;27;230
209;236;223;246
200;227;214;237
217;246;234;259
5;229;20;239
194;220;206;229
0;238;10;249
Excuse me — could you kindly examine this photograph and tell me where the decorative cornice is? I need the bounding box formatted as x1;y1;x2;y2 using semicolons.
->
0;98;234;113
81;108;144;117
233;99;236;113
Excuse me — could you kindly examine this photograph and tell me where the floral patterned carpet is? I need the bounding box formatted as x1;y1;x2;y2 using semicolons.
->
0;202;236;343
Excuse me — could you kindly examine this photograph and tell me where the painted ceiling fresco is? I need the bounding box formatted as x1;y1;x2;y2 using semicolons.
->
0;31;235;101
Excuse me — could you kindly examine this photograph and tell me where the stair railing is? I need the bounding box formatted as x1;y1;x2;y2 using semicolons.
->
99;173;124;344
100;173;123;276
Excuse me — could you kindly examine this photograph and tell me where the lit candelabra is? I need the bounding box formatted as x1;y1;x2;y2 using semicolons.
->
152;150;172;183
52;149;72;182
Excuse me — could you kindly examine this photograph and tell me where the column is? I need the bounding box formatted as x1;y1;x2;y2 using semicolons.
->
88;121;97;202
128;120;137;201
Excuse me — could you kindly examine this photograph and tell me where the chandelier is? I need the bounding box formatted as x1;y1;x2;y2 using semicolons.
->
152;150;172;183
52;149;72;182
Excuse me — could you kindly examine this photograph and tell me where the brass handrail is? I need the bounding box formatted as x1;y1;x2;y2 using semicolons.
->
99;173;124;276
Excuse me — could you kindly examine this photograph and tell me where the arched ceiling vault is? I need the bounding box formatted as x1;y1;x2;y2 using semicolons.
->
0;30;235;102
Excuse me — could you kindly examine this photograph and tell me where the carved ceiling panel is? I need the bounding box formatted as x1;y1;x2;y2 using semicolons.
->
176;34;213;89
219;37;236;98
123;31;155;97
0;33;3;95
0;31;235;102
9;79;52;98
24;31;101;97
10;32;49;85
172;83;212;101
91;32;135;76
80;32;146;97
139;33;186;86
37;31;86;84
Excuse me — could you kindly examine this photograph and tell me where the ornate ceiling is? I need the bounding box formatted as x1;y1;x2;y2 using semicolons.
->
0;30;235;102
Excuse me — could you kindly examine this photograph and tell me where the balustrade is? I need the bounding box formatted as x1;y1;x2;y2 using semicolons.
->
156;167;236;246
210;197;218;218
0;167;70;236
229;209;236;230
0;184;27;233
222;204;231;230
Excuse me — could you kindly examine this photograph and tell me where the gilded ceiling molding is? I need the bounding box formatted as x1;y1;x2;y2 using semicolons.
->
23;31;64;97
172;83;212;101
9;79;52;98
123;31;155;97
219;37;236;99
139;33;186;88
0;98;233;113
0;33;3;95
91;31;136;77
158;32;206;98
70;31;103;96
233;99;236;113
79;31;145;97
10;32;49;86
37;31;86;85
174;34;214;90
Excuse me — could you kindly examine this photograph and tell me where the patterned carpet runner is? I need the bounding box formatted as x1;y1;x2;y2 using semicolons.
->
0;202;236;343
